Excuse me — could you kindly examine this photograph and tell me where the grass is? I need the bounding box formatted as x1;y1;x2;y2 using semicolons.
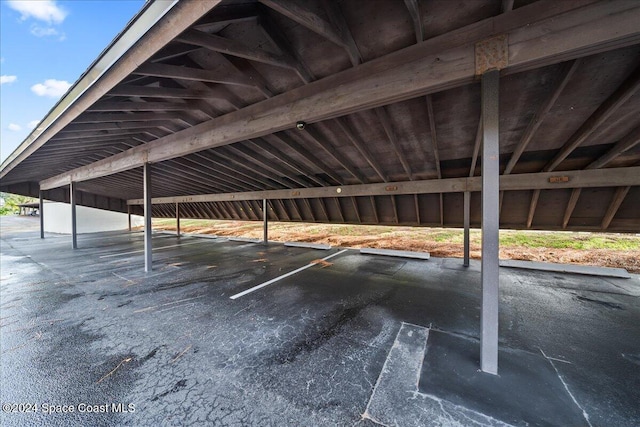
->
153;218;640;251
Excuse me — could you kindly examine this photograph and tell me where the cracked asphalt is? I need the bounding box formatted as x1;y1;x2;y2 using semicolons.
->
1;216;639;426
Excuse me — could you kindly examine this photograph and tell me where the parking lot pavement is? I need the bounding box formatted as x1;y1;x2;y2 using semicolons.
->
1;216;639;426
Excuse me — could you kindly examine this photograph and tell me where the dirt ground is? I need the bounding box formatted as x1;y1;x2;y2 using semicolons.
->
152;220;640;274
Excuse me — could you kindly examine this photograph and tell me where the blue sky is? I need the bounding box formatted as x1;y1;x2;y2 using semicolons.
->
0;0;145;163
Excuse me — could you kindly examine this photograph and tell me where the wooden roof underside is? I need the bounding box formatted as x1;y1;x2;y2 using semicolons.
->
1;0;639;232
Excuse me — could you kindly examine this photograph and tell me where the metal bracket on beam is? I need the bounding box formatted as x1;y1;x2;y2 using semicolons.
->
475;34;508;75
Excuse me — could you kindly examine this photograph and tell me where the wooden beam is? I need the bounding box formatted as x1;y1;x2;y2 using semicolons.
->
586;125;640;170
502;0;515;13
351;197;361;223
60;120;175;133
258;15;314;83
562;126;640;228
503;59;581;175
176;29;297;70
562;188;582;229
321;0;361;66
302;198;317;222
543;64;640;172
601;186;631;229
333;198;345;222
87;101;200;112
375;107;413;179
266;133;343;185
470;117;482;177
133;63;256;88
426;96;442;179
404;0;423;43
247;139;329;187
259;0;346;51
414;195;421;225
526;189;540;228
73;112;186;123
390;196;399;224
108;85;223;100
36;0;640;188
304;125;367;183
125;167;640;205
334;118;388;182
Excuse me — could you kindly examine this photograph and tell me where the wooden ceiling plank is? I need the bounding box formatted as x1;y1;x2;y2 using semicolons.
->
586;125;640;170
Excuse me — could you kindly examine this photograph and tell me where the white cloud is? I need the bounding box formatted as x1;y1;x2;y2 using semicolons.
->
8;123;22;132
7;0;67;24
30;24;59;37
31;79;71;97
28;120;40;129
0;75;17;85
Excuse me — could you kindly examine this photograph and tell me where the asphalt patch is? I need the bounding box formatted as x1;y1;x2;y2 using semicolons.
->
419;330;589;427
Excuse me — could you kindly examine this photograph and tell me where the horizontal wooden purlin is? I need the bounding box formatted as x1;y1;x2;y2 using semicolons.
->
73;112;187;123
132;63;256;87
60;120;174;133
125;167;640;205
86;101;201;112
38;0;640;191
107;85;224;100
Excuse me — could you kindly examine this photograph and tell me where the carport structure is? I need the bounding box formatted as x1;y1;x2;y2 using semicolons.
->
1;0;639;375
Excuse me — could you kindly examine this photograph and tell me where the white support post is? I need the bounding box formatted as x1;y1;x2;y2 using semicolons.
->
480;69;500;375
263;198;268;245
463;191;470;267
70;182;77;249
39;190;45;239
144;163;153;272
176;203;181;237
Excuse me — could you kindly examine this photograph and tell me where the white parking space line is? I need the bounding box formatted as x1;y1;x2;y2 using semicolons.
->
230;249;349;300
99;240;207;258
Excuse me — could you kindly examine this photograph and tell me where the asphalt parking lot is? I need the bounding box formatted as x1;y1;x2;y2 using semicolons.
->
1;216;639;426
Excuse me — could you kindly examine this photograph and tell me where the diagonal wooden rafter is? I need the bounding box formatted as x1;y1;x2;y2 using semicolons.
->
426;95;444;226
375;107;413;179
303;125;367;184
404;0;423;43
601;186;631;229
562;125;640;228
133;63;256;87
321;0;362;66
544;65;640;173
259;0;358;64
258;14;314;83
176;29;298;71
527;64;640;227
334;118;387;182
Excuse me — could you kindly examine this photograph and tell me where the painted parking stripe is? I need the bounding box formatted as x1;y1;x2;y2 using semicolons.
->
99;240;208;258
230;249;349;300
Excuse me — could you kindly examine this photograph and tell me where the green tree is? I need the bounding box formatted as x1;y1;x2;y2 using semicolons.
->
0;192;37;215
